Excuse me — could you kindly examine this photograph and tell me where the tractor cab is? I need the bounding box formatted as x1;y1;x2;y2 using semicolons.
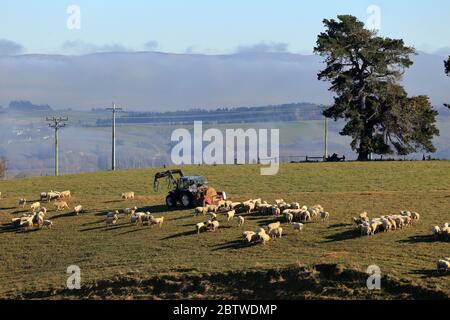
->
179;176;206;191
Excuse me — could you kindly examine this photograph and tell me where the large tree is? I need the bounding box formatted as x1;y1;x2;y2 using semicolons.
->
314;15;439;160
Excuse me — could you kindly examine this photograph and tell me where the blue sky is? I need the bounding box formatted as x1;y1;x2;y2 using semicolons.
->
1;0;450;55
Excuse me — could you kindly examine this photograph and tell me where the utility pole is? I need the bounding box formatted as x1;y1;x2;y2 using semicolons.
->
106;102;122;171
324;116;328;161
47;117;68;176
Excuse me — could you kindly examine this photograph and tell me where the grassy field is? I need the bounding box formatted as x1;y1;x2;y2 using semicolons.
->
0;162;449;299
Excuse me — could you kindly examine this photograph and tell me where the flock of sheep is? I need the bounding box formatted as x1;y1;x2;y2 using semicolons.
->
192;198;327;246
11;190;79;231
1;189;449;274
352;210;420;236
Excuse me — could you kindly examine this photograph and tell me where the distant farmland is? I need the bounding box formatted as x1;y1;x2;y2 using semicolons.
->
0;162;449;299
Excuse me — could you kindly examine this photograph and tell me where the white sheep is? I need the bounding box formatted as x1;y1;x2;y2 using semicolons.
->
194;207;207;216
196;222;207;234
19;198;27;208
207;220;220;232
74;205;84;215
42;220;53;229
30;202;41;212
235;215;244;227
292;222;304;232
226;210;235;222
54;201;69;211
150;216;164;228
267;221;281;232
320;211;330;221
259;232;271;245
106;216;118;227
284;212;293;224
121;206;137;215
121;192;135;200
60;190;71;198
437;259;450;273
269;227;283;239
242;231;256;243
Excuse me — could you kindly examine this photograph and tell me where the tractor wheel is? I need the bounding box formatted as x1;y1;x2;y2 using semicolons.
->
166;194;177;208
180;192;193;208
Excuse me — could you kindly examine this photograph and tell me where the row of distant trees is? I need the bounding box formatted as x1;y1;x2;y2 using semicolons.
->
315;15;447;161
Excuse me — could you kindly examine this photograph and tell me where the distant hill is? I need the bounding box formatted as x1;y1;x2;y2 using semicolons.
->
9;100;52;112
95;102;326;126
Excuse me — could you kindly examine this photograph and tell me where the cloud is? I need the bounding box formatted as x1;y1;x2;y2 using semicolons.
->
432;47;450;58
236;41;289;54
144;40;159;50
0;39;24;55
61;40;131;55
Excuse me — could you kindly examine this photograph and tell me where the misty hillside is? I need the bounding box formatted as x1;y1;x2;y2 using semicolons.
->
0;51;448;111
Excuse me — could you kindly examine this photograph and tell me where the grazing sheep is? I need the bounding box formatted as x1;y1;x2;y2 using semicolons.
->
259;232;271;245
42;220;53;229
284;212;293;224
208;212;218;220
19;198;27;208
207;220;220;232
150;216;164;228
242;231;256;243
269;227;283;239
47;191;61;202
226;210;235;222
40;192;48;201
292;222;304;232
30;202;41;212
411;212;420;221
196;222;207;234
207;204;219;214
73;205;84;215
320;211;330;221
121;192;135;200
60;190;71;198
54;201;69;211
437;259;450;273
194;207;207;216
267;221;281;232
130;213;145;224
237;215;245;227
358;223;371;236
106;215;118;227
121;206;137;215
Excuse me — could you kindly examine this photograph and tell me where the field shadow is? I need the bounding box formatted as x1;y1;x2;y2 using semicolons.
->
398;235;437;244
0;206;17;210
0;223;18;234
328;223;352;229
50;212;76;220
322;228;360;242
161;230;199;240
104;200;123;204
410;269;449;279
211;239;252;251
10;209;28;214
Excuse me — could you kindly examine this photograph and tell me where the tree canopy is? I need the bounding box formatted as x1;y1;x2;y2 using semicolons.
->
314;15;439;160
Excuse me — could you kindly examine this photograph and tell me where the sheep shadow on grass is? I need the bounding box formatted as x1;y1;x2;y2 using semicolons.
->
0;206;18;210
50;212;76;220
0;223;19;234
322;228;360;243
410;269;450;279
161;230;198;240
398;235;438;244
211;239;255;251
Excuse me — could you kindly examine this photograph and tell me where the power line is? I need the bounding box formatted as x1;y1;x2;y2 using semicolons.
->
105;102;123;171
46;116;68;176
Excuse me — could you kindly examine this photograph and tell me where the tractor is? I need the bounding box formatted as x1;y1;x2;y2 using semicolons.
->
153;169;226;208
